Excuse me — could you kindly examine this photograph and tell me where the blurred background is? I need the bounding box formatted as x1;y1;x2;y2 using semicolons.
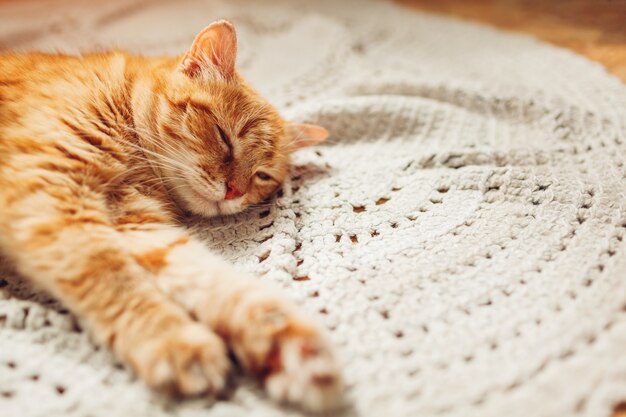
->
399;0;626;81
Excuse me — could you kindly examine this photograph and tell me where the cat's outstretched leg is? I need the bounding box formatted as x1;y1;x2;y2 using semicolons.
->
0;182;229;396
120;222;344;412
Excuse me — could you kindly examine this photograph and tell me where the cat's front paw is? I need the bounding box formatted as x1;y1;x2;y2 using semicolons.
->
129;323;230;396
229;294;343;412
263;322;344;413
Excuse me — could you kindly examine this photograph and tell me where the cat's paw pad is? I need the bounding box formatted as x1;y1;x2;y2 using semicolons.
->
131;323;230;396
264;326;344;413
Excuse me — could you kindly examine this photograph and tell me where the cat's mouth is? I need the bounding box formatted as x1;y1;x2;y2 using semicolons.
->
185;187;244;217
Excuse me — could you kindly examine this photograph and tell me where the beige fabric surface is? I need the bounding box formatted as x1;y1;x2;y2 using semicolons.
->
1;1;626;416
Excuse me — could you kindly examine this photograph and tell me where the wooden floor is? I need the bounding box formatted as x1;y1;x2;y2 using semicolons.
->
397;0;626;82
396;1;626;416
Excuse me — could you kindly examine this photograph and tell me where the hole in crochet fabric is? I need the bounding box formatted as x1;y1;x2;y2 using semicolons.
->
505;381;521;391
351;41;366;53
30;375;39;381
407;215;417;221
391;223;398;229
6;362;15;369
473;396;486;406
294;276;310;281
430;196;442;204
437;186;449;193
258;251;270;263
310;291;319;298
574;398;587;413
350;235;358;244
297;259;303;266
1;391;13;398
376;197;389;205
380;310;389;319
335;234;341;243
295;242;302;252
259;235;273;243
259;210;270;219
315;150;322;157
352;206;366;213
0;279;7;288
319;308;328;315
391;187;402;192
55;386;66;395
259;222;274;231
394;331;404;338
371;230;379;237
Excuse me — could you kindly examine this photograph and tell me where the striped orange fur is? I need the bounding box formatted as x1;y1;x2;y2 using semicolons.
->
0;20;341;412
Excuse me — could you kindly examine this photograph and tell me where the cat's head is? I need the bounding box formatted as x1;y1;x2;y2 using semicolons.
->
142;20;327;217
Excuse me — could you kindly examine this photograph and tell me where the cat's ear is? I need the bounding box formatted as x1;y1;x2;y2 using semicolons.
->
287;123;329;150
180;19;237;79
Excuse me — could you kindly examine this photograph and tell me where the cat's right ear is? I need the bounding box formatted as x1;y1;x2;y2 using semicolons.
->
180;19;237;80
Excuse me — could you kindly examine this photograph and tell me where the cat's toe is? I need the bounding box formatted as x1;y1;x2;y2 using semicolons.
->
130;323;230;396
264;322;343;412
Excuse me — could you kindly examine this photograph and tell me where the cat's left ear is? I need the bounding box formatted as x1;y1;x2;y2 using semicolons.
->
287;123;329;150
180;19;237;79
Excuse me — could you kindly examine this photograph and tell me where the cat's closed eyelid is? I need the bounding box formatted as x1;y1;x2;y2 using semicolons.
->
255;171;275;182
216;125;233;151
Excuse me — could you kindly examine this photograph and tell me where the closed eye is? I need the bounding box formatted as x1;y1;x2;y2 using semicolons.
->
256;171;273;181
216;125;232;151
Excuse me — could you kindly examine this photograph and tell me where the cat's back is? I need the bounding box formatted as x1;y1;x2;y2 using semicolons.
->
0;51;138;175
1;52;127;119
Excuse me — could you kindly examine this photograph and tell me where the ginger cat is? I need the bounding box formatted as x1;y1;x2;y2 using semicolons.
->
0;20;342;411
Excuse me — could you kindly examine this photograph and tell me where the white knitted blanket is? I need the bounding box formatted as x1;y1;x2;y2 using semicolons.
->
1;1;626;416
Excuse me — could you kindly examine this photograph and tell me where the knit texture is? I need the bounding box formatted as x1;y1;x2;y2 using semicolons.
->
1;1;626;416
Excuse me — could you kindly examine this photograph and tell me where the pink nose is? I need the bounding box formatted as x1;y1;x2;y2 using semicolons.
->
224;181;243;200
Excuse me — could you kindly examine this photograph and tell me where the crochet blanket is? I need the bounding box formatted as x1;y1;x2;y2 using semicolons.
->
1;1;625;416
